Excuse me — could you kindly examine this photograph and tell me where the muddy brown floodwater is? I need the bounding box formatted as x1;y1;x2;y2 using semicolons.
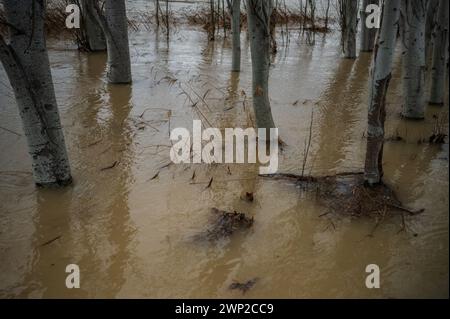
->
0;25;448;298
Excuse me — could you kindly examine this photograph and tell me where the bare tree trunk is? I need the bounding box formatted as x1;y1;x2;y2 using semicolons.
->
80;0;106;51
165;0;170;41
425;0;439;62
228;0;241;72
365;0;401;185
339;0;359;59
429;0;449;105
360;0;378;52
92;0;132;84
156;0;160;27
401;0;427;119
324;0;331;31
222;0;226;37
0;0;72;187
210;0;216;41
247;0;276;130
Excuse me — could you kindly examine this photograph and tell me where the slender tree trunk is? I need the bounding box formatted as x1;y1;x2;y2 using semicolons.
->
210;0;216;41
228;0;241;72
0;0;72;187
303;0;308;30
340;0;359;59
218;0;221;31
364;0;401;185
324;0;331;31
222;0;226;37
156;0;160;27
401;0;427;119
429;0;449;105
80;0;106;51
93;0;132;84
360;0;378;52
165;0;170;41
247;0;276;130
399;0;406;40
425;0;439;62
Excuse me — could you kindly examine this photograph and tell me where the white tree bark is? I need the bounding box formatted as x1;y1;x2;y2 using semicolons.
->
247;0;276;130
360;0;378;52
93;0;132;83
340;0;359;58
80;0;106;51
401;0;427;119
228;0;241;72
365;0;401;185
429;0;449;105
0;0;72;187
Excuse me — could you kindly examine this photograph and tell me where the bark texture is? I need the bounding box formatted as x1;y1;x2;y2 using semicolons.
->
80;0;106;51
340;0;359;59
0;0;72;186
93;0;132;83
401;0;427;119
360;0;378;52
425;0;439;61
429;0;449;105
365;0;401;185
247;0;276;130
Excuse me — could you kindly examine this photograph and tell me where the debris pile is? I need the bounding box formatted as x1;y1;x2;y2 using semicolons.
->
195;208;254;242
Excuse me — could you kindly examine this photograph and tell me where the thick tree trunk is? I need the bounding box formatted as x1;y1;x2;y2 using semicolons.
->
401;0;427;119
0;0;72;187
228;0;241;72
80;0;106;51
247;0;276;130
93;0;132;84
341;0;359;59
360;0;378;52
429;0;449;105
364;0;401;185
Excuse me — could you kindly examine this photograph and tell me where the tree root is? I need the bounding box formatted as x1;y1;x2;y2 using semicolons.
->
259;172;425;219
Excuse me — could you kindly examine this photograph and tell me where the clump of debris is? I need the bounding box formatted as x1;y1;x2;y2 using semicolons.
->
315;174;425;218
194;208;254;242
261;173;424;219
229;278;259;294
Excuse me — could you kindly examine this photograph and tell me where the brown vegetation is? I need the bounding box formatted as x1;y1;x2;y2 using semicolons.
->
194;208;254;242
0;1;333;41
260;173;424;219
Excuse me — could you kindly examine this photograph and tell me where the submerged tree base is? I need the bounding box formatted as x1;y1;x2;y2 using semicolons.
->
36;176;73;188
260;173;424;218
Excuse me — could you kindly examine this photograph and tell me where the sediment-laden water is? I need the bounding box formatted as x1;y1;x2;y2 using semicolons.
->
0;10;448;298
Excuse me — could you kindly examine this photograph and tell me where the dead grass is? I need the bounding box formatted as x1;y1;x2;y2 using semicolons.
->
0;2;333;40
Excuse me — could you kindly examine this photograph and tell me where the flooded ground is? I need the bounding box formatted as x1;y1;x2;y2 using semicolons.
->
0;23;448;298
